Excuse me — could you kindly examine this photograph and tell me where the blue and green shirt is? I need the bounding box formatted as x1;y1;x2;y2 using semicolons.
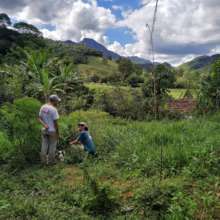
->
78;131;96;154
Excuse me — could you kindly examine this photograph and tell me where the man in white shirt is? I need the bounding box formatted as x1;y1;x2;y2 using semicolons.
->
38;95;61;165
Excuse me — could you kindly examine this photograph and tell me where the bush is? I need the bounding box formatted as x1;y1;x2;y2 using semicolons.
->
198;59;220;113
94;87;146;120
0;132;12;164
0;97;41;168
65;146;85;164
83;168;119;217
137;185;178;219
128;74;144;87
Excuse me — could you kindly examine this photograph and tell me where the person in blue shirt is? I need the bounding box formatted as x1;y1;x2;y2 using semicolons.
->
70;122;96;156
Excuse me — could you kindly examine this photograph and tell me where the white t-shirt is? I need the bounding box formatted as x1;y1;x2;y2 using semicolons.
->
39;104;59;132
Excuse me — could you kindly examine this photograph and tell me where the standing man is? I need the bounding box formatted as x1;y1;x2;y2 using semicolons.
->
38;95;61;165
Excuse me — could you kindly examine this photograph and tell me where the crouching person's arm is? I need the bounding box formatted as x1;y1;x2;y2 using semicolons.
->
69;139;81;145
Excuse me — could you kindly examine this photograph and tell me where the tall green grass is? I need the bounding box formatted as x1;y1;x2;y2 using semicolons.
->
60;111;220;178
1;110;220;219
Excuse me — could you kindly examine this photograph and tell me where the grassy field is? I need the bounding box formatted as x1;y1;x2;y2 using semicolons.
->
78;56;118;80
87;83;196;100
1;111;220;219
86;82;132;93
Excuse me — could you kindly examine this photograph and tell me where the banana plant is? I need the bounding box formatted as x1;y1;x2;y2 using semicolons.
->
24;50;62;102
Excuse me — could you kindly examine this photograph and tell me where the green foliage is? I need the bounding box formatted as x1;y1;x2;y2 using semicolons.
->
0;132;12;163
142;64;176;117
167;191;197;219
82;168;119;217
0;27;46;62
94;87;146;120
0;111;220;219
0;70;23;104
118;58;134;80
117;58;144;85
13;22;42;36
128;73;144;87
0;97;41;168
0;13;11;26
184;148;220;178
198;59;220;112
65;146;85;164
143;64;176;98
137;185;177;219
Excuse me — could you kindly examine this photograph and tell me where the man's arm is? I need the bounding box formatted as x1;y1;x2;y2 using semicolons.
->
38;117;49;129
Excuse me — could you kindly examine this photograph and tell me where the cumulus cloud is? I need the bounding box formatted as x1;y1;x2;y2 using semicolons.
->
116;0;220;64
0;0;29;12
0;0;220;64
0;0;116;42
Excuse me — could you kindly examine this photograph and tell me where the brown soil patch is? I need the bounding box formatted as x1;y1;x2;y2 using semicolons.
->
168;98;197;113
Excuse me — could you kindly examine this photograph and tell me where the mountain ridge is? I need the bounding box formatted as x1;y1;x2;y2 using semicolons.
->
179;54;220;72
76;38;152;65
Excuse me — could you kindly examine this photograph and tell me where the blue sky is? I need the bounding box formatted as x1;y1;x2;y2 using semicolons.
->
98;0;141;10
97;0;140;45
105;27;136;45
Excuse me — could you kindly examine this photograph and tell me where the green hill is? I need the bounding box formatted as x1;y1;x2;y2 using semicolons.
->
78;56;119;82
179;54;220;73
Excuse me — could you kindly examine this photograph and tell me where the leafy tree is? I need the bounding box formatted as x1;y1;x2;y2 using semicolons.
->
0;13;11;27
0;98;41;168
14;22;42;36
0;68;23;105
133;63;143;76
142;64;176;117
128;74;144;87
24;50;61;101
198;60;220;112
118;58;134;81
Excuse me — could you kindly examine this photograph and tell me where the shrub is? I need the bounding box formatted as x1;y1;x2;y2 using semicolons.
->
0;97;41;168
167;191;197;219
94;87;146;120
137;185;178;219
184;148;220;178
198;59;220;113
0;132;12;164
128;74;144;87
65;146;85;164
83;168;119;217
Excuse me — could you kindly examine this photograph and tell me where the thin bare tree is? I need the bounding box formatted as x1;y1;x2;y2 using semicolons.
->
146;0;160;119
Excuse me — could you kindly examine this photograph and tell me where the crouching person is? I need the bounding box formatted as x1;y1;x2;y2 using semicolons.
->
38;95;61;165
70;122;96;156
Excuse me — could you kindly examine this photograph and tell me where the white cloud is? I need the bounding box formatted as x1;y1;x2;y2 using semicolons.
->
114;0;220;64
112;5;124;11
0;0;116;42
0;0;220;64
49;0;116;41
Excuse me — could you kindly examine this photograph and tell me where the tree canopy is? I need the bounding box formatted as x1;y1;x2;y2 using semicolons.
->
0;13;11;26
13;22;42;36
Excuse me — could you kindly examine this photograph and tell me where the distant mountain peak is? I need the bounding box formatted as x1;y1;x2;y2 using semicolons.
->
80;38;120;60
80;38;153;66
